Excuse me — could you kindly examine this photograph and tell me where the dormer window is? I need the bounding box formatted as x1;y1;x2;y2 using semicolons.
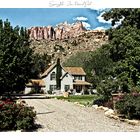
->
50;72;56;80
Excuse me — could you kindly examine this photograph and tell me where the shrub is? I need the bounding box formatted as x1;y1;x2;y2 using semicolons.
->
16;105;36;130
93;96;108;106
0;99;36;131
93;95;113;108
96;78;119;101
115;94;140;119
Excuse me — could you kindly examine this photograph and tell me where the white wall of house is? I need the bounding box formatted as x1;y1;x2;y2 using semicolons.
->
43;67;74;93
41;87;46;93
43;67;57;92
82;76;85;81
42;66;87;93
61;72;73;92
24;87;32;94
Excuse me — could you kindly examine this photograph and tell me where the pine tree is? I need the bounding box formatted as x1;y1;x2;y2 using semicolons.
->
56;58;62;90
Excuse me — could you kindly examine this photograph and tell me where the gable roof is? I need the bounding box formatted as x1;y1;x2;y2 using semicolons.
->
40;63;86;78
41;63;56;78
60;72;68;80
63;67;86;75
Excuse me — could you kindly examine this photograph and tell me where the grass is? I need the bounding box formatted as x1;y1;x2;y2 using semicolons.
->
53;95;99;106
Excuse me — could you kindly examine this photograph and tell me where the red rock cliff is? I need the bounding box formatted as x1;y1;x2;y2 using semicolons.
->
28;21;86;40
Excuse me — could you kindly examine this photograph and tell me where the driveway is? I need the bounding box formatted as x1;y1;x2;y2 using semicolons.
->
25;99;140;132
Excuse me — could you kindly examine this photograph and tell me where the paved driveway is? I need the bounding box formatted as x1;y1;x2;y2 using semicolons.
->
25;99;140;132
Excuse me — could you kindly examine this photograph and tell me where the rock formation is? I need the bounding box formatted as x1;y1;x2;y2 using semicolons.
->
29;28;108;63
28;21;108;63
28;21;86;40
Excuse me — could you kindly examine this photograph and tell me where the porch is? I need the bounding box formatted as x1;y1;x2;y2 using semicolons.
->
73;80;92;93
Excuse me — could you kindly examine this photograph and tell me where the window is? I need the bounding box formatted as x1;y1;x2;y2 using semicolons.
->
50;72;56;80
65;85;70;92
74;76;82;80
78;76;82;80
50;85;56;91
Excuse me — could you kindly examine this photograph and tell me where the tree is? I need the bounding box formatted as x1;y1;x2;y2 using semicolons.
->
84;44;114;85
102;8;140;29
31;53;51;78
0;19;34;95
99;8;140;93
56;58;62;90
63;46;114;87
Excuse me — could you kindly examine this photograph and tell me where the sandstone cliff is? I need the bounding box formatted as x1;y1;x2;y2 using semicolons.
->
28;21;86;40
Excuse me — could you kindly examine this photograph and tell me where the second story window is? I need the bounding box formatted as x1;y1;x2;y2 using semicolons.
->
74;76;82;80
50;72;56;80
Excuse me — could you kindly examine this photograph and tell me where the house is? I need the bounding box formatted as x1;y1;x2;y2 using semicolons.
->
40;63;92;94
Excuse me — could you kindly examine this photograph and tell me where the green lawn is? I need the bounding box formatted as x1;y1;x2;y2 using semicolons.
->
54;95;98;106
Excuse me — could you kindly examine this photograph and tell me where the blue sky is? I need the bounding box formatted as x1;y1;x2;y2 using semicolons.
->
0;8;111;30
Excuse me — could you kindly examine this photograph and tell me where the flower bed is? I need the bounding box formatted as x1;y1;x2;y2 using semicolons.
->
0;98;37;131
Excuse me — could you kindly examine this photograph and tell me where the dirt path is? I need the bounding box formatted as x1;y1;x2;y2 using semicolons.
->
25;99;140;132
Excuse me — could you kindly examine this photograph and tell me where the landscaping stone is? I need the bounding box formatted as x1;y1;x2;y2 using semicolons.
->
78;104;85;107
97;106;104;110
91;104;139;126
125;119;139;125
108;115;119;120
92;105;98;110
104;109;115;117
102;107;109;112
74;102;79;105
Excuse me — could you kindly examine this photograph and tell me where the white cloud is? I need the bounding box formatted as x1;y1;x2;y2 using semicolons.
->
82;21;91;30
94;26;107;31
97;12;112;24
73;16;88;21
97;11;125;28
112;16;125;28
73;16;91;30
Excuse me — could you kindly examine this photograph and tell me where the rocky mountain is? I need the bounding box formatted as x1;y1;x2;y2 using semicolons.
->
28;21;108;63
28;21;86;40
29;24;108;63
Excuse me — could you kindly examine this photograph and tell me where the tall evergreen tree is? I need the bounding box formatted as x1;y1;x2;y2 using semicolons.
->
56;58;62;90
0;19;34;95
